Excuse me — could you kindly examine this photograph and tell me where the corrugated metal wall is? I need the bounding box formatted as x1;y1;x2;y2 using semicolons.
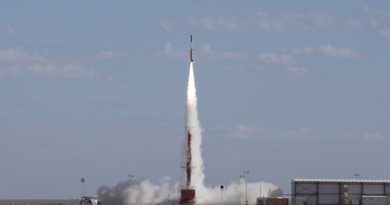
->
292;180;390;205
0;199;79;205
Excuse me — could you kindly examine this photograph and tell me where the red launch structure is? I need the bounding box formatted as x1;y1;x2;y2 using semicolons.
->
185;132;192;188
180;35;196;205
180;131;195;205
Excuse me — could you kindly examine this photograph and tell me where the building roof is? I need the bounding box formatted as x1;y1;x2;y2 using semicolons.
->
292;178;390;183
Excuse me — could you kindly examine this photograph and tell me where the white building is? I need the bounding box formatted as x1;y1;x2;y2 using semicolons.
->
292;179;390;205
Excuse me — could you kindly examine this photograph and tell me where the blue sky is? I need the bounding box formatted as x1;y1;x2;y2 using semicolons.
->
0;0;390;199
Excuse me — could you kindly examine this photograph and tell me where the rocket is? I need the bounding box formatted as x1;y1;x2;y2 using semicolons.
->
190;35;193;62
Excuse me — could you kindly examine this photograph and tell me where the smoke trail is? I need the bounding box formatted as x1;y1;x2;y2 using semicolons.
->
182;61;205;192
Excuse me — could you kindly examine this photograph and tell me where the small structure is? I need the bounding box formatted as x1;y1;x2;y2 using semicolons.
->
257;197;289;205
292;179;390;205
79;196;101;205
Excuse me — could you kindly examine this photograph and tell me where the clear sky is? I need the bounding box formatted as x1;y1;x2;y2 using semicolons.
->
0;0;389;199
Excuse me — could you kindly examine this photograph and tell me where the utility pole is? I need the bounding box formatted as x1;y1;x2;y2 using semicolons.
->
220;185;224;205
80;178;86;197
240;170;249;205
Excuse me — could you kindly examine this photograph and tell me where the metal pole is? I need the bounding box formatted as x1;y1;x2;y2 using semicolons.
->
246;179;248;205
240;175;245;204
240;170;249;205
244;170;249;205
81;178;85;197
259;183;262;197
220;185;224;205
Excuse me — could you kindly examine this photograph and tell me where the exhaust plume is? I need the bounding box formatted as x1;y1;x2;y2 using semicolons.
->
182;61;205;190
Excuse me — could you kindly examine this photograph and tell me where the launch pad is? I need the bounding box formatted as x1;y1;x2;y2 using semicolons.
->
180;189;195;205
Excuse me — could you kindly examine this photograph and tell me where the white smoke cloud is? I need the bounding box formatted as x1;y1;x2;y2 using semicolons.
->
97;177;179;205
97;178;281;205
